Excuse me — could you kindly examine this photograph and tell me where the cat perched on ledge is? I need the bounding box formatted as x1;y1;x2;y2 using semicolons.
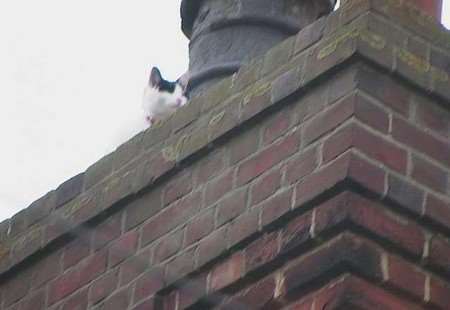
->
142;67;189;126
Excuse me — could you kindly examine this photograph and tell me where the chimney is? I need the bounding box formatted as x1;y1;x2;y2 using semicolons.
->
181;0;336;95
411;0;443;20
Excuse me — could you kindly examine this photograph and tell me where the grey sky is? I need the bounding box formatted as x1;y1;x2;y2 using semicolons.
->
0;1;449;221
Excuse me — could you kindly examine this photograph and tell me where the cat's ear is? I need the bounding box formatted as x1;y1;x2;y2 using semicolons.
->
177;71;190;93
149;67;162;88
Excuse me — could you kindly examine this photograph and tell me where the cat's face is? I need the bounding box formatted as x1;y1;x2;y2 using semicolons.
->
148;67;187;108
143;67;188;125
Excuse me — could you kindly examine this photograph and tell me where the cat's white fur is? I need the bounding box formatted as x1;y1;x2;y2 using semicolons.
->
142;83;187;125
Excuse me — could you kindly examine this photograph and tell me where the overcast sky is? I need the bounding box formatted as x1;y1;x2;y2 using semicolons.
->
0;1;449;221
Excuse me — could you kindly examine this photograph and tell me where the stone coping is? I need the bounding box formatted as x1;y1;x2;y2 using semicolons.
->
1;0;449;276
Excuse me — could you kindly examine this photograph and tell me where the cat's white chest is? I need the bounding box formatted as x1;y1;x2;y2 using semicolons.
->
142;86;177;119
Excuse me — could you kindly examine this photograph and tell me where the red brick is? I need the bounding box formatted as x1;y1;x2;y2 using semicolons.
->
387;255;425;298
125;188;163;230
286;147;318;184
324;123;408;173
230;276;276;309
48;269;81;305
205;170;233;206
411;156;448;193
197;226;228;267
132;298;159;310
230;125;260;165
228;210;259;248
424;195;450;229
102;288;131;310
251;169;282;205
162;291;177;310
165;248;196;284
119;250;150;285
415;96;450;138
429;235;450;274
31;250;62;288
154;229;184;264
209;252;244;292
63;236;91;270
89;270;119;305
79;249;107;286
163;172;193;206
392;116;450;168
62;289;88;310
262;109;292;145
109;230;138;267
185;209;215;246
93;212;122;250
245;233;279;272
178;272;208;309
20;289;46;310
217;188;248;227
303;95;354;145
387;174;425;215
354;93;390;133
195;150;226;184
358;66;411;116
429;277;450;309
280;212;312;256
141;191;201;246
134;268;165;303
260;189;293;227
237;130;300;185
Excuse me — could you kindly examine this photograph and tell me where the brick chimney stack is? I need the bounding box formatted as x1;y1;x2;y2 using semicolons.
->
181;0;335;95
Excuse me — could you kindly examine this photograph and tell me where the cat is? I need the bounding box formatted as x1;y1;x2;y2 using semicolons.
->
142;67;189;126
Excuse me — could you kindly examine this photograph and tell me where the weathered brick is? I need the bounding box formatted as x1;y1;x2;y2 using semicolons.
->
20;289;46;310
48;269;81;305
216;188;248;227
271;66;303;103
260;189;293;227
294;16;326;54
93;212;122;250
4;270;32;306
415;95;450;138
63;235;91;270
357;66;411;116
387;174;425;215
141;191;201;246
154;229;184;264
26;191;56;227
55;173;85;207
134;267;165;303
245;233;279;272
424;195;450;229
112;131;144;170
262;109;293;145
31;250;62;288
392;116;450;168
286;147;318;185
251;169;282;205
119;250;150;285
429;235;450;274
195;149;226;184
163;171;193;206
62;289;88;310
90;270;119;305
185;209;215;247
323;123;408;173
237;130;301;185
84;153;114;190
411;155;448;193
209;252;244;292
280;212;312;256
197;226;228;267
177;272;208;309
387;255;425;298
328;66;359;104
125;188;163;230
205;170;234;206
165;248;196;284
430;277;450;309
228;210;259;248
303;95;354;146
109;230;138;267
101;287;131;310
79;249;107;286
229;125;260;165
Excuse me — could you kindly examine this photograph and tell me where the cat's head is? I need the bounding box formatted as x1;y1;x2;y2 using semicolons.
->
149;67;188;108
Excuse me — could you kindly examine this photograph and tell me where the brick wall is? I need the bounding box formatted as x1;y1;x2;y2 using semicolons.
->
1;0;450;309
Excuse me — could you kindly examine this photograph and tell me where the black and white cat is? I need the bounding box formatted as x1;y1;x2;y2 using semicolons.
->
142;67;188;126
